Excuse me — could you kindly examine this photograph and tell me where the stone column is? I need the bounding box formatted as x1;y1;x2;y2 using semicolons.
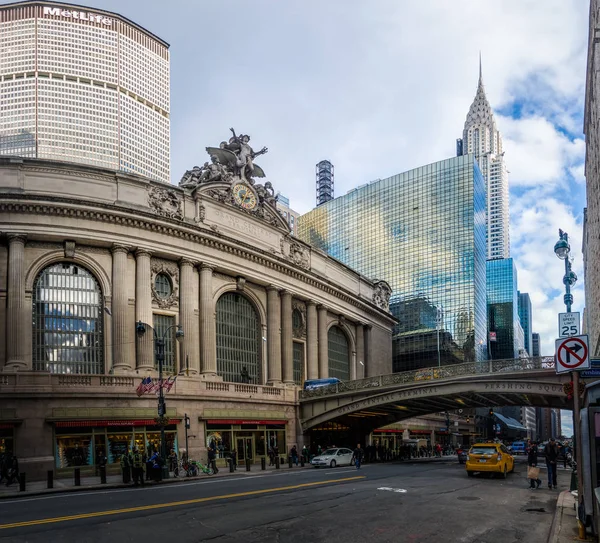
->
266;286;282;384
112;244;131;372
200;264;216;375
135;249;153;371
306;301;318;380
317;305;328;379
179;258;198;375
5;234;27;369
356;323;365;380
281;290;293;384
364;325;372;377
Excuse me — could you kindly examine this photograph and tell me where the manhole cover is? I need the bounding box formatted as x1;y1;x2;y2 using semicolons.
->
524;508;546;513
457;496;481;501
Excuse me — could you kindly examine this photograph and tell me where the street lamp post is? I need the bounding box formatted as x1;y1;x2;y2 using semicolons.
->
553;229;583;511
136;320;184;479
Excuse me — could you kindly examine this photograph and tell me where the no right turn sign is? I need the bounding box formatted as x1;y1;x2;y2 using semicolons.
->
555;335;590;374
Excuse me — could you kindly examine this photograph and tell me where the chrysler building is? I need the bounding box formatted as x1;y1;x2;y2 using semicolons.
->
457;61;510;260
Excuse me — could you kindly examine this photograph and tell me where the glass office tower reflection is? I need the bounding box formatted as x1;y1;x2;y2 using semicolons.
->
486;258;524;359
298;155;488;372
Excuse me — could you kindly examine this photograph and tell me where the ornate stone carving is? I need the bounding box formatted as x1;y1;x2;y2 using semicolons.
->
236;276;246;291
372;280;392;311
64;240;76;258
148;186;183;220
280;237;310;270
150;258;179;309
292;300;307;339
195;197;206;223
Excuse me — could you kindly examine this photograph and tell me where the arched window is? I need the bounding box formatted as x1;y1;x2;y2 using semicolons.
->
33;262;104;374
328;325;349;381
216;292;261;384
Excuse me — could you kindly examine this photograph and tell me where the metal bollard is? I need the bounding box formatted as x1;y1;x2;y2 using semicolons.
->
300;457;305;467
229;459;234;473
288;456;293;468
100;466;107;484
261;457;266;470
275;456;280;469
246;461;250;472
74;468;81;486
47;470;54;489
19;473;26;492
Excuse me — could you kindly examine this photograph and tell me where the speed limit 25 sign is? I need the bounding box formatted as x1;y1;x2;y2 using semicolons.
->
559;312;580;338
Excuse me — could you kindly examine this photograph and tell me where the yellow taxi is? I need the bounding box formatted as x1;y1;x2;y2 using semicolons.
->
465;442;515;478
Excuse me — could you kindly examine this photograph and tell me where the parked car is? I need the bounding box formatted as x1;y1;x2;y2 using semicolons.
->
310;448;354;468
466;442;515;479
456;447;468;464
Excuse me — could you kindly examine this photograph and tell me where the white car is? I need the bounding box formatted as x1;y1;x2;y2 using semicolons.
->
311;447;354;468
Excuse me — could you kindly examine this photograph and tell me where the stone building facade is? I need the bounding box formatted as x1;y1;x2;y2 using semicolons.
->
585;0;600;357
0;156;394;479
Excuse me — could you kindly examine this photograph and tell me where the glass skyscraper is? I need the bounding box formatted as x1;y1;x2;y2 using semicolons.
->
486;259;524;359
298;155;488;372
518;291;533;356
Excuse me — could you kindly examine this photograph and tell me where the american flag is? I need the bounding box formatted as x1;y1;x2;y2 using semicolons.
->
163;376;177;393
136;376;153;397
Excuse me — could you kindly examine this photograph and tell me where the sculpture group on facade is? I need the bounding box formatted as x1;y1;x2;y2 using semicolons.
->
179;128;272;202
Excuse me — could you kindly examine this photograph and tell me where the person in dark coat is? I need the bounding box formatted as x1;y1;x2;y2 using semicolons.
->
120;450;131;484
527;442;542;489
545;438;559;489
5;454;19;487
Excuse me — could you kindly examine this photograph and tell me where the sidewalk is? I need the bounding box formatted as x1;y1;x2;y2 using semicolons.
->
548;490;591;543
0;463;312;500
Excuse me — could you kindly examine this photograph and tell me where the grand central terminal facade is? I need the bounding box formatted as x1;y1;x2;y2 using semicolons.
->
0;132;395;478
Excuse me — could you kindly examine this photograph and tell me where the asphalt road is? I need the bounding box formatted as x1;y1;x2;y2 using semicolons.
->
0;457;565;543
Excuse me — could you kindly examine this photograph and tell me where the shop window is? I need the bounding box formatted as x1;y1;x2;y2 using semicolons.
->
56;435;92;468
0;429;14;455
32;262;104;374
153;314;176;374
328;326;350;381
215;293;261;383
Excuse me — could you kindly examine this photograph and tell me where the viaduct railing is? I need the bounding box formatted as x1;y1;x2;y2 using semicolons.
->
299;356;556;399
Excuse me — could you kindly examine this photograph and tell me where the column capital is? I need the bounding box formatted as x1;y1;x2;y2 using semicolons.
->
199;262;214;272
266;284;280;293
6;233;27;245
355;321;365;329
280;289;293;298
179;257;197;268
306;300;317;307
317;304;328;313
111;244;130;255
134;248;153;258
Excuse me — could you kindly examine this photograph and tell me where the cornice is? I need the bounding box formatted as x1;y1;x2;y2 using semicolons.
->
0;196;395;325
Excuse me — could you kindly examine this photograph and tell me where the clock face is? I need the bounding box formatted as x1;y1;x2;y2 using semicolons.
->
232;183;257;210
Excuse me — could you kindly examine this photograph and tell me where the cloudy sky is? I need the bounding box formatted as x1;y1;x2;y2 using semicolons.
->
80;0;588;431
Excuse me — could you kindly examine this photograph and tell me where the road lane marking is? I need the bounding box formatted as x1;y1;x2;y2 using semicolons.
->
377;487;407;493
0;468;366;506
0;476;365;530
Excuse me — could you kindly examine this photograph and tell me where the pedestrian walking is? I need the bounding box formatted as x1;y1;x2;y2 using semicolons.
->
5;454;19;487
231;449;237;471
527;442;541;489
302;445;309;464
290;445;299;466
544;438;559;489
131;448;145;487
268;447;275;466
208;445;219;474
120;450;131;484
97;449;107;479
351;443;364;470
0;453;6;484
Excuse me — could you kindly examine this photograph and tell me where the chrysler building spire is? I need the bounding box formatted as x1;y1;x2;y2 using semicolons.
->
457;58;510;260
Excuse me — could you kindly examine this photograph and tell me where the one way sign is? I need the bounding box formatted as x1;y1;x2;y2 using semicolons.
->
555;335;590;374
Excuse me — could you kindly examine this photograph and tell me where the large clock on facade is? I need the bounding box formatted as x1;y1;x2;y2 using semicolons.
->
232;183;257;210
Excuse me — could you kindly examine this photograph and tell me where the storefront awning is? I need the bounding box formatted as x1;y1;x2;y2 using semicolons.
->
494;413;527;431
206;419;287;425
53;419;182;428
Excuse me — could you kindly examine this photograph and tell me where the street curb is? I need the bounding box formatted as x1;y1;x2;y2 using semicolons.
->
546;490;572;543
0;466;313;500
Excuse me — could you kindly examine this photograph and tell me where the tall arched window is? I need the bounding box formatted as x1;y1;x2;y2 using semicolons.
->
216;293;261;384
328;325;349;381
33;262;104;374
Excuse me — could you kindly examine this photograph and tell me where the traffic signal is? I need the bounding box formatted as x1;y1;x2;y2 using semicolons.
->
488;408;494;417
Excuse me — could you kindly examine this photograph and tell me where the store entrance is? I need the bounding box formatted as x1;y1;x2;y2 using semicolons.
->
237;437;254;465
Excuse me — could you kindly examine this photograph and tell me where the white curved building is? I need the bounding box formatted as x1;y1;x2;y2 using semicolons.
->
0;1;170;182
